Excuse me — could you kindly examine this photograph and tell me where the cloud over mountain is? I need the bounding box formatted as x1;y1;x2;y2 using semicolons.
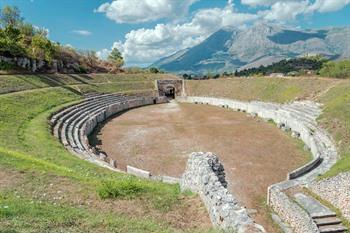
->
97;1;258;65
96;0;350;66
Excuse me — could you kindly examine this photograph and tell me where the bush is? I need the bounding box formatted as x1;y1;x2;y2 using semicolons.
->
319;60;350;79
78;65;88;74
0;60;15;70
97;177;149;199
149;67;159;73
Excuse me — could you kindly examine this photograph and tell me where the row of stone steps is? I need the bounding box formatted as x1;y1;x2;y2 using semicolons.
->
51;92;158;169
294;193;347;233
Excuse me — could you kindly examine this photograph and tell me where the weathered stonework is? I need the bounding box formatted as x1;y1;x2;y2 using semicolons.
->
181;152;266;233
310;172;350;221
156;79;184;97
177;96;338;233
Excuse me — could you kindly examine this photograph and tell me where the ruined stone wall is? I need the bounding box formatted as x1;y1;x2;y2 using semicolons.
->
177;96;338;233
0;55;96;73
180;152;265;233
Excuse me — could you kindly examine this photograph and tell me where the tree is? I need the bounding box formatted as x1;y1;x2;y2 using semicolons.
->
29;34;55;61
108;48;124;67
149;67;159;73
0;25;25;57
0;6;23;28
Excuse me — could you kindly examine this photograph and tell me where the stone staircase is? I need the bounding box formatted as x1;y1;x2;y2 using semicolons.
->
294;193;347;233
50;92;162;170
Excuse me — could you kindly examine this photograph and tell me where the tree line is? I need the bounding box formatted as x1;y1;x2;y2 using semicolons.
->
0;6;124;73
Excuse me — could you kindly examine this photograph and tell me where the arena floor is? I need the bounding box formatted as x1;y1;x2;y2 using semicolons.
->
91;101;310;232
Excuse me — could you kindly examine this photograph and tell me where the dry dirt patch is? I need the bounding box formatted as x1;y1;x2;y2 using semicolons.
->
92;101;310;232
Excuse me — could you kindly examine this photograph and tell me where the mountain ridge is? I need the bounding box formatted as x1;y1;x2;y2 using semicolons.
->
151;23;350;74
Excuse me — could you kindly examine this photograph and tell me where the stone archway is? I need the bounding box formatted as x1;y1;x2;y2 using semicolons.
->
164;85;175;99
156;80;184;98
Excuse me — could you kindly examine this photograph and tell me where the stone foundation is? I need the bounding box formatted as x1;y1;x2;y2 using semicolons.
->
181;152;265;233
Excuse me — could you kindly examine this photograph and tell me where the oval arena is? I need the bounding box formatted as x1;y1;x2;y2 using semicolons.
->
50;79;339;233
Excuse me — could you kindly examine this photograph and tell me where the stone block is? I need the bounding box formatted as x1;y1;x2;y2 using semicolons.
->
127;165;151;179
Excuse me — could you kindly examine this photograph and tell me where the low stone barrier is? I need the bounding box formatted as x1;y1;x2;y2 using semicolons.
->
127;165;151;179
180;152;265;233
177;96;338;233
51;94;179;184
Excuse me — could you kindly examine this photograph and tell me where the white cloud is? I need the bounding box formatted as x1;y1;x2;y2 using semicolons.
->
95;0;197;24
309;0;350;12
98;0;350;66
260;0;350;21
71;30;92;36
96;48;110;60
241;0;281;7
98;1;258;65
262;1;310;21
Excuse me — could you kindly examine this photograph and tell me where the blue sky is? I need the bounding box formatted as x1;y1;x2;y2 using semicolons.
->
1;0;349;66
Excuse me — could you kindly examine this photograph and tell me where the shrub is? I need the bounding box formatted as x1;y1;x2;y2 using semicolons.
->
0;60;15;70
78;65;88;74
149;67;159;73
97;177;149;199
319;60;350;79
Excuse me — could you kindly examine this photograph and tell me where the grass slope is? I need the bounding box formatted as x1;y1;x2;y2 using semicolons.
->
186;77;350;176
0;74;213;233
0;73;177;94
186;77;338;103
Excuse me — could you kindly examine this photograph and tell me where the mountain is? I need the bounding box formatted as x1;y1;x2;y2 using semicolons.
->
151;23;350;74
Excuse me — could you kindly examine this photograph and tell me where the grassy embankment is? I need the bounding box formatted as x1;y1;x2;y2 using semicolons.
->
0;73;215;233
186;76;350;177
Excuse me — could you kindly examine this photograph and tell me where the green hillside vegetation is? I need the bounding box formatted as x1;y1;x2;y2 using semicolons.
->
235;57;325;77
186;77;350;176
0;6;122;73
1;73;349;231
0;74;215;233
319;60;350;79
232;57;350;79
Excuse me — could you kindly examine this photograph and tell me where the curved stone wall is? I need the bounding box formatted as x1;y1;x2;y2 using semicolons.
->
50;93;340;232
177;96;338;233
181;152;266;233
50;93;168;173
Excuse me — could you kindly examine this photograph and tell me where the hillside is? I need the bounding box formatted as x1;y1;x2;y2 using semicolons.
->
0;73;217;233
1;74;350;232
151;23;350;74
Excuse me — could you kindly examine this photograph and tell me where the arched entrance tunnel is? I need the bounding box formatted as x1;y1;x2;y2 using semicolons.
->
90;101;310;233
164;85;175;99
156;79;183;98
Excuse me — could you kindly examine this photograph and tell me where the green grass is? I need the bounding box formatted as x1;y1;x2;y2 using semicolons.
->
0;194;174;233
0;73;176;94
0;86;181;201
0;75;202;232
317;81;350;177
186;77;338;103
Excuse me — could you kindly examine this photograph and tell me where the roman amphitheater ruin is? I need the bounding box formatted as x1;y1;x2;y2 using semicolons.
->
50;79;347;233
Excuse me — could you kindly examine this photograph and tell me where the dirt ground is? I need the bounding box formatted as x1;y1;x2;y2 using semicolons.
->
91;101;310;233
